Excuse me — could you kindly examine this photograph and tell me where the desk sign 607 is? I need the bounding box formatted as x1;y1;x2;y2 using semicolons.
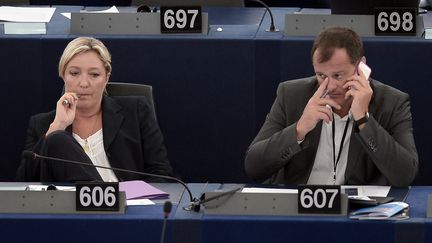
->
298;185;341;214
160;6;202;33
76;182;119;211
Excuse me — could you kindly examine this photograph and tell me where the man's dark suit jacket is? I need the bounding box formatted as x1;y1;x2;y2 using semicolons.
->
16;96;174;182
245;77;418;187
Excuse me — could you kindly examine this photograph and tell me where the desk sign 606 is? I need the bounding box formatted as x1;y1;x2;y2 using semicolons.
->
160;6;202;33
76;182;119;211
298;185;341;214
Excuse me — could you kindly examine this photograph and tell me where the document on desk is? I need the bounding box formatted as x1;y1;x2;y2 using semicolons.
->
350;202;409;220
119;180;169;200
61;6;119;20
25;185;75;191
0;185;27;191
425;29;432;39
342;185;391;197
241;187;298;194
0;6;55;22
126;198;155;206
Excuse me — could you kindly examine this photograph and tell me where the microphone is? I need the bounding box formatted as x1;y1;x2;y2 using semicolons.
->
247;0;279;32
22;151;197;207
189;187;242;210
137;4;152;12
160;201;172;243
163;200;172;217
137;4;158;13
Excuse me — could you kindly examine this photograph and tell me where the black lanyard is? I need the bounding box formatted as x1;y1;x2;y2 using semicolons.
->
332;115;351;182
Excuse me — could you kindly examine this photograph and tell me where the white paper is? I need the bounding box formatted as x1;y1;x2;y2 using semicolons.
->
25;185;76;191
61;13;71;19
241;187;298;194
84;6;119;14
348;195;372;200
4;22;46;34
61;6;119;20
0;186;27;191
0;6;55;22
342;185;390;197
425;29;432;39
127;198;155;206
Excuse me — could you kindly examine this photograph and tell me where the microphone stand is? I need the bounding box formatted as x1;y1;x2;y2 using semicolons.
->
185;187;242;212
199;187;242;204
160;201;172;243
247;0;279;32
24;151;245;212
24;151;197;206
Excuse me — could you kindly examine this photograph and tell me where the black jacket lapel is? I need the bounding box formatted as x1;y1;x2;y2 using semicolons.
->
102;96;124;152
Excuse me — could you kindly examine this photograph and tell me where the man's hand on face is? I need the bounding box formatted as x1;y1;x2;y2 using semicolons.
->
296;78;342;141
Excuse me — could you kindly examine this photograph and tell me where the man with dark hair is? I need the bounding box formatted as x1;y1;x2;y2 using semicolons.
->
245;27;418;186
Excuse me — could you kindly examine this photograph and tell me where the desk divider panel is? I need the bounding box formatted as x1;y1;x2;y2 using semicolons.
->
204;192;348;216
284;14;424;37
71;12;209;35
0;191;126;214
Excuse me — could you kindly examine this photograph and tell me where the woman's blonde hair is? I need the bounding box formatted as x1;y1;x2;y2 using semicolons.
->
58;37;112;78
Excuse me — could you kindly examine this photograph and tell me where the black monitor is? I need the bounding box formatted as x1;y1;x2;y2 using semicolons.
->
331;0;420;15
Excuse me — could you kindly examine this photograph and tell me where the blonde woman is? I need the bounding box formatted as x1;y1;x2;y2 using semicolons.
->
17;37;174;182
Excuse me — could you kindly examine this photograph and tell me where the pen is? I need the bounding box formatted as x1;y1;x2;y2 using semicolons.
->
320;89;329;98
320;89;332;110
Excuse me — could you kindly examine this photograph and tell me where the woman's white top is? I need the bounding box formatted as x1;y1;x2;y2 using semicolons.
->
72;129;118;182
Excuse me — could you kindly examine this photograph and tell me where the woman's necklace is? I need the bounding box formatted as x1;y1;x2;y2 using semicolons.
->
82;111;101;153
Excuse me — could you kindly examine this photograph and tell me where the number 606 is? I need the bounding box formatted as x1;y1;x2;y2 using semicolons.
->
76;183;119;211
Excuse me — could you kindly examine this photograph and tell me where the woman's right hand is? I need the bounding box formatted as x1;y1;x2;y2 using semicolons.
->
46;92;79;136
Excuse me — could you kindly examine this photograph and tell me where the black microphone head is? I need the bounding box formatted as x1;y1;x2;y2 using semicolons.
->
137;5;151;12
22;151;36;160
46;184;57;191
163;201;172;215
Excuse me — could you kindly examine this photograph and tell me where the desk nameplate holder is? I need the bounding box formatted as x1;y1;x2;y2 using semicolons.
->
0;191;126;214
284;14;424;37
204;192;348;216
71;13;208;35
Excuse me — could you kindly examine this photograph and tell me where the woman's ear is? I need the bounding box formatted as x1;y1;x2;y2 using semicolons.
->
106;72;111;83
62;80;68;93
